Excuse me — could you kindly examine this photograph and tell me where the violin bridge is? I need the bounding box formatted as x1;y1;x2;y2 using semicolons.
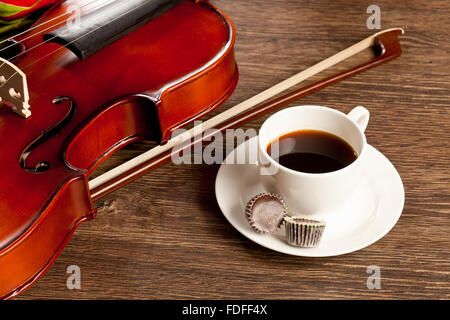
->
0;57;31;118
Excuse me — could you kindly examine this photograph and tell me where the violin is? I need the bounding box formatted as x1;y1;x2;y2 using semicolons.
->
0;0;238;299
0;0;403;299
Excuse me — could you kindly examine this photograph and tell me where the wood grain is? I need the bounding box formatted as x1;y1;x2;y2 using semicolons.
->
19;0;449;299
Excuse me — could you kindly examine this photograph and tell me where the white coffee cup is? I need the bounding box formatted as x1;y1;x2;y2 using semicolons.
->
258;105;370;219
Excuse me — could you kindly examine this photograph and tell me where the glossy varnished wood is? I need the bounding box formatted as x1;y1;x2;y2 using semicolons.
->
20;0;449;299
0;0;237;298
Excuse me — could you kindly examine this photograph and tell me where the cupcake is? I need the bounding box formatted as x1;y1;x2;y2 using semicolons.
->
284;216;326;247
245;193;287;233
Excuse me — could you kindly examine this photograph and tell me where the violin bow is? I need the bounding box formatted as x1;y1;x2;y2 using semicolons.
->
89;27;404;201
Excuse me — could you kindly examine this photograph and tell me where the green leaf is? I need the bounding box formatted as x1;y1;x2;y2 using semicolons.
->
0;1;41;17
0;16;33;37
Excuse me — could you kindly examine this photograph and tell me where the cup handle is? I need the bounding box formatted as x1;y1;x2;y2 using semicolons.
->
348;106;370;132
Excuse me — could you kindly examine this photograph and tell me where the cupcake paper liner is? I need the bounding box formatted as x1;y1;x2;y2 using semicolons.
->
284;216;326;247
245;193;287;234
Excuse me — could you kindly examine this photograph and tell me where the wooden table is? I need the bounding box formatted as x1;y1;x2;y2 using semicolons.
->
20;0;449;299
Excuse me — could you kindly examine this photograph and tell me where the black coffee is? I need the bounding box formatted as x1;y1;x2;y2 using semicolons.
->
266;129;357;173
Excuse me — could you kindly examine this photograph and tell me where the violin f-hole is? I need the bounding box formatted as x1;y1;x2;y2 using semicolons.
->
20;96;76;173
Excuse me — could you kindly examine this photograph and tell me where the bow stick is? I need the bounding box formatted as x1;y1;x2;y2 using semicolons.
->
89;28;404;200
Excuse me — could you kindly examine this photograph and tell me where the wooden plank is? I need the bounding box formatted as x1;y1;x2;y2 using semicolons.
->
19;0;449;299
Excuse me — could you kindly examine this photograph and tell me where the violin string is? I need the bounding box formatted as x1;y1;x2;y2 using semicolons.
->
0;0;151;90
13;0;135;66
0;0;114;55
0;0;106;55
0;10;73;46
0;0;110;82
0;19;68;55
0;0;102;46
0;30;66;74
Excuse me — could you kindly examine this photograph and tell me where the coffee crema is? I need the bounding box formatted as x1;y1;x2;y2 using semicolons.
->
266;129;357;174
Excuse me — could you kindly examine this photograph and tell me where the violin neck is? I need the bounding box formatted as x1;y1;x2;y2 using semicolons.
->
43;0;187;60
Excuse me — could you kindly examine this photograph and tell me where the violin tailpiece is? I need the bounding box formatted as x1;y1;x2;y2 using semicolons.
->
0;57;31;118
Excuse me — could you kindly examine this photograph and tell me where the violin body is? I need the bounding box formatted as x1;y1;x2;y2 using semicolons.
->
0;0;237;298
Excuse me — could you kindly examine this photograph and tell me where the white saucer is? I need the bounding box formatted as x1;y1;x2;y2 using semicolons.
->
215;136;404;257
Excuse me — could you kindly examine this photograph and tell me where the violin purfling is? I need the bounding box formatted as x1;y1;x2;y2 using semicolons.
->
0;0;403;299
0;0;237;299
